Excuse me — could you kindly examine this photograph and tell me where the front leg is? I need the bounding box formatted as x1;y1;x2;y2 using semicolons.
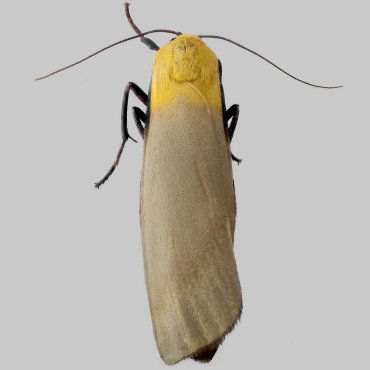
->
225;104;239;141
121;82;148;142
95;82;148;188
132;106;147;139
225;104;242;163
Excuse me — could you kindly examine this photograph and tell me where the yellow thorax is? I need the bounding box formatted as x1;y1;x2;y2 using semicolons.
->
151;35;222;113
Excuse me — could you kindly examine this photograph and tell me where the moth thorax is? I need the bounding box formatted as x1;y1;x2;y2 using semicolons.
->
169;35;217;83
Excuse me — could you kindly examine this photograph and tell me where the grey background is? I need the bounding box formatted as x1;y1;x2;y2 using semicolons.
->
1;0;369;369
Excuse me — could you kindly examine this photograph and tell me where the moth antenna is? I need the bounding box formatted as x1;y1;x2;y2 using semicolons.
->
199;35;343;89
124;2;159;51
35;29;180;81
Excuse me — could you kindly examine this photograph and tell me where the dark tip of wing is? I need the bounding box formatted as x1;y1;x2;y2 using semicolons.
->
191;342;220;363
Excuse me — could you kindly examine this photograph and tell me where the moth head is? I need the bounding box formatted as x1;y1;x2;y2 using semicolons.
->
155;34;218;83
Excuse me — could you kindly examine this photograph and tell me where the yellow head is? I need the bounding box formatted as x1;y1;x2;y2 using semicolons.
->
151;35;222;113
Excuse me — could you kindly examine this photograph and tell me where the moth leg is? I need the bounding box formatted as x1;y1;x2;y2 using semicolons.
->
132;106;146;139
225;104;242;163
94;140;126;189
95;82;148;188
122;82;148;142
231;153;242;164
225;104;239;141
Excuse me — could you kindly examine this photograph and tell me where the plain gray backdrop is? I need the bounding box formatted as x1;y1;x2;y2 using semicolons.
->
1;0;369;369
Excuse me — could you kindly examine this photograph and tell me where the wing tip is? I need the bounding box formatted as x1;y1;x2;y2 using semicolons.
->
191;341;220;363
159;299;243;365
191;301;243;363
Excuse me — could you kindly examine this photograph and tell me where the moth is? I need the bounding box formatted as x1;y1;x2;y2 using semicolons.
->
36;3;342;365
